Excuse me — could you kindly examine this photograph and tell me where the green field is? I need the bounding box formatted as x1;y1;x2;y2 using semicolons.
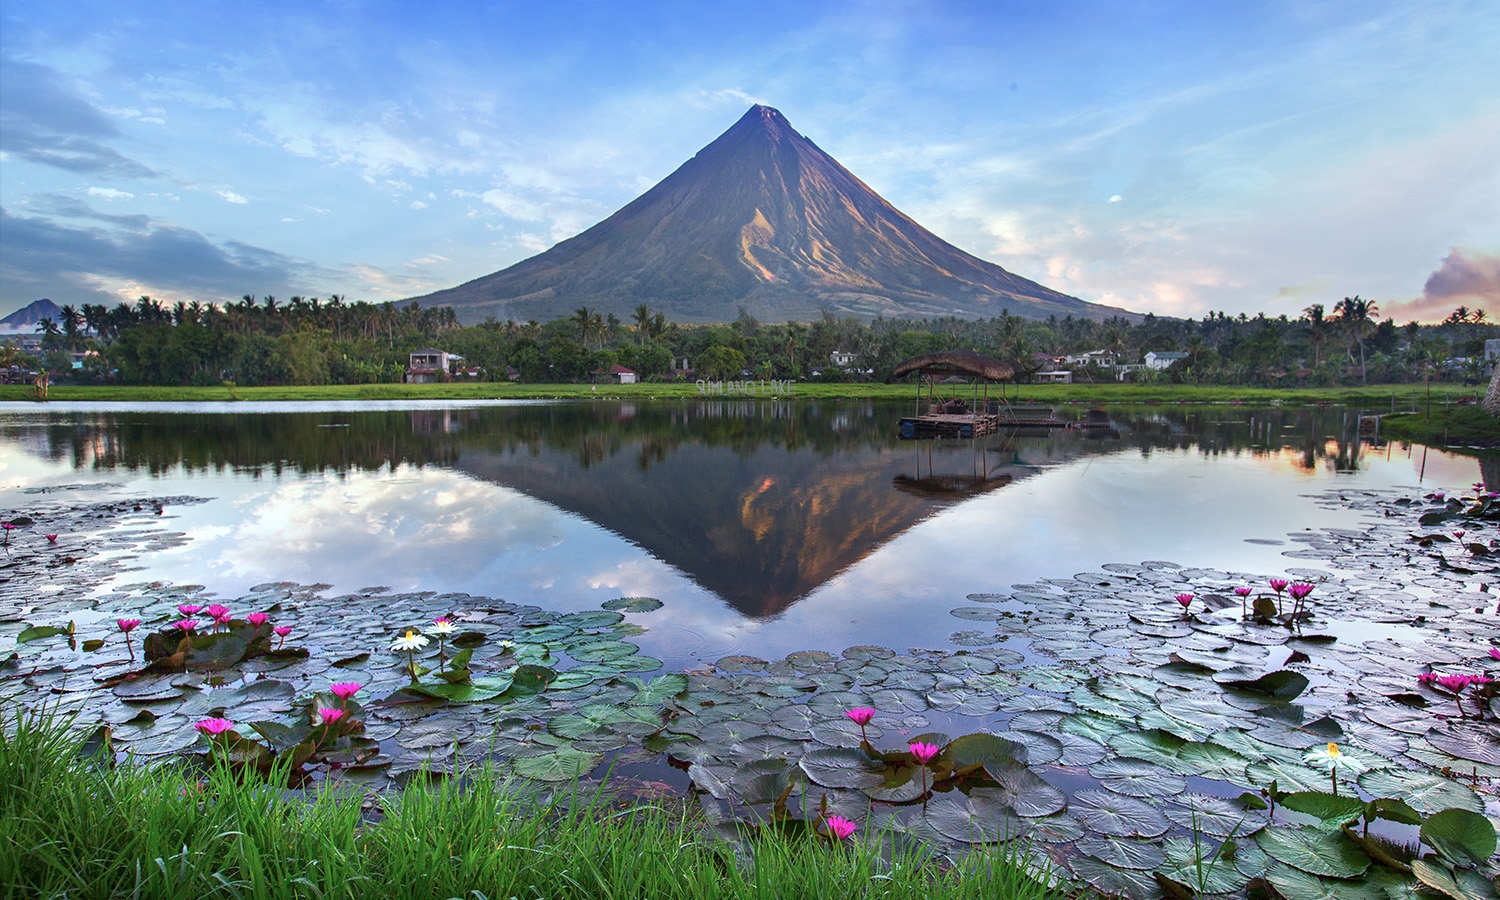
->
0;380;1486;407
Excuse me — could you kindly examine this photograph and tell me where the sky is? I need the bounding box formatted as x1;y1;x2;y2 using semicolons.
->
2;0;1497;323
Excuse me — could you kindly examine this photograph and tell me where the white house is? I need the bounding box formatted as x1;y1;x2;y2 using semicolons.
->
594;364;637;384
1144;351;1189;371
1064;350;1117;368
829;350;857;368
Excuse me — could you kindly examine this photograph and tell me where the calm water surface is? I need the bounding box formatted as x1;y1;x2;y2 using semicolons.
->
0;400;1482;667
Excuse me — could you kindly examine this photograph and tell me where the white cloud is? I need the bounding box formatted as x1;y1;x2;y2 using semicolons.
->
216;189;248;204
1107;194;1122;203
410;200;428;209
86;187;134;201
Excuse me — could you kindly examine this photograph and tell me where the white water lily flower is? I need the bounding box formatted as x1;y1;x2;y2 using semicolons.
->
390;630;430;651
425;619;458;636
1303;742;1368;775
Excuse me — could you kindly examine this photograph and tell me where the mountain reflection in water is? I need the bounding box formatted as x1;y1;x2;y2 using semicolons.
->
6;400;1399;618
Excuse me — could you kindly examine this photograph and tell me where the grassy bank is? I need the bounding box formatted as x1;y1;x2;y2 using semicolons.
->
0;712;1064;900
0;380;1483;406
1379;405;1500;449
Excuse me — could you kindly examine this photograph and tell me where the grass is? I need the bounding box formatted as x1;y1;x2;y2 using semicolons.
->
1379;404;1500;448
0;380;1484;406
0;710;1067;900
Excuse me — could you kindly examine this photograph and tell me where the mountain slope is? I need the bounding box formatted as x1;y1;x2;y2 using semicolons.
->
0;298;62;332
414;106;1136;324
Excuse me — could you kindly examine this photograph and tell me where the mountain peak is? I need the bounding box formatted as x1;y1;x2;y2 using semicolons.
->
413;108;1139;324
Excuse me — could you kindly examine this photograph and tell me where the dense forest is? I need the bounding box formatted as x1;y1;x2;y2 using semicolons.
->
4;293;1495;387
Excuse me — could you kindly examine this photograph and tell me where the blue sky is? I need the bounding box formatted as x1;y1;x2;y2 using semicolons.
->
2;0;1497;322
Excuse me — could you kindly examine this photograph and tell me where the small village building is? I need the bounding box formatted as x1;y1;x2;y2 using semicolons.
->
1144;351;1189;371
592;364;637;384
405;348;462;383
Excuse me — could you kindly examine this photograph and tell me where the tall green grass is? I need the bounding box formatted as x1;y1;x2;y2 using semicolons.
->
0;710;1066;900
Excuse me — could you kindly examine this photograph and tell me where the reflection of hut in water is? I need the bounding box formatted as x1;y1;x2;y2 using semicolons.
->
895;437;1024;500
895;350;1024;439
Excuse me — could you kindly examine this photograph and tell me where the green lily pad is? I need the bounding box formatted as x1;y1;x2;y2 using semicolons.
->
511;747;601;782
17;624;71;644
1358;769;1484;815
1420;808;1498;866
982;763;1066;818
1158;835;1252;895
1214;668;1310;700
626;674;688;707
1281;791;1366;830
1074;834;1165;870
1256;826;1370;878
798;747;885;790
923;790;1026;843
1070;790;1169;838
601;597;662;613
1264;863;1387;900
1089;757;1186;798
1165;794;1265;838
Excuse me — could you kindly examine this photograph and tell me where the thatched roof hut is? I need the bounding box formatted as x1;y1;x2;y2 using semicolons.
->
892;350;1016;382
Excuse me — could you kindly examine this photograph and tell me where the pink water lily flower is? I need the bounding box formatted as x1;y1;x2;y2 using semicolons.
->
909;741;940;764
273;625;292;649
330;681;363;702
177;603;203;617
246;612;269;628
173;618;199;633
317;707;346;726
1417;672;1439;686
1269;578;1289;594
204;604;230;619
846;706;875;743
1436;674;1473;694
825;815;858;841
1489;647;1500;662
45;534;58;542
117;618;141;634
194;717;234;737
1175;593;1194;611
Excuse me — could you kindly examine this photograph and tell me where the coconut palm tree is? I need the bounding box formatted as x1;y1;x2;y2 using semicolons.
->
1333;295;1378;383
1303;303;1327;367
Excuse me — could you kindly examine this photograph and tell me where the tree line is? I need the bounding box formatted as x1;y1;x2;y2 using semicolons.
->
8;292;1495;387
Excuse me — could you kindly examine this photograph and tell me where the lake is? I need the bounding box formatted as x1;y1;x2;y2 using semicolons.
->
0;399;1483;667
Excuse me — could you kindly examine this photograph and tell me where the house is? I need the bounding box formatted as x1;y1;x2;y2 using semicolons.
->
1032;353;1071;383
829;350;857;369
1064;350;1117;368
1144;351;1189;371
405;348;462;383
592;364;637;384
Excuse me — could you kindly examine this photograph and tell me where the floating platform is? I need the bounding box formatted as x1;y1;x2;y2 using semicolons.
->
899;413;999;439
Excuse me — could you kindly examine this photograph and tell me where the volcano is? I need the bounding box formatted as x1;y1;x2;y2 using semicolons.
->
415;106;1133;324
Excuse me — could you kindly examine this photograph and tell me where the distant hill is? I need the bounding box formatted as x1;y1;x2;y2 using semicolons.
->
412;106;1138;325
0;299;62;333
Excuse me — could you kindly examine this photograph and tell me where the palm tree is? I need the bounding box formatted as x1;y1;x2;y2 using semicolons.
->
1333;296;1378;383
1303;303;1327;367
632;304;653;344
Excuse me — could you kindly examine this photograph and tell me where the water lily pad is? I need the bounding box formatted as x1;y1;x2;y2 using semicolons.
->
1157;835;1252;895
1425;727;1500;766
923;790;1026;843
1075;834;1165;870
1256;826;1370;878
1070;790;1169;838
1263;863;1387;900
1165;794;1265;838
1065;853;1159;898
601;596;663;613
1358;769;1484;815
1090;757;1186;798
798;747;885;790
949;606;1005;622
512;747;601;782
1281;791;1366;830
1420;808;1498;866
983;763;1066;818
1214;668;1310;700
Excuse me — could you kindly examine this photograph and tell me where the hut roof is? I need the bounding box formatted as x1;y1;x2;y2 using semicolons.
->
892;349;1015;382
